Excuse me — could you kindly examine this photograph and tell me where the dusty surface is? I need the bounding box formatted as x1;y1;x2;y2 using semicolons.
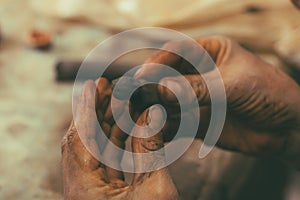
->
0;0;299;200
0;0;109;199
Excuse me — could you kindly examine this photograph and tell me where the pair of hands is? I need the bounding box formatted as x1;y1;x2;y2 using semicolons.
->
62;79;178;200
62;36;300;200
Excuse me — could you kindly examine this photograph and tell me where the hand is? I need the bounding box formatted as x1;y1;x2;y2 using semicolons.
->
61;80;178;200
133;36;300;166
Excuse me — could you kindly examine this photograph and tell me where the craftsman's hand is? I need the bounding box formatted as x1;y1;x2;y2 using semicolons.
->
61;80;178;200
134;36;300;168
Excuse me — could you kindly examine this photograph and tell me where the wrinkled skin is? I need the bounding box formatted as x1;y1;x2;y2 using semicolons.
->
62;36;300;199
98;36;300;169
61;80;179;200
133;36;300;168
62;0;300;198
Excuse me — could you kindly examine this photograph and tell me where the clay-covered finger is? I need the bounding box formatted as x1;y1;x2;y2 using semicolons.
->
62;80;101;173
103;106;133;182
131;106;179;199
95;77;113;149
103;96;127;127
131;106;166;179
95;78;112;122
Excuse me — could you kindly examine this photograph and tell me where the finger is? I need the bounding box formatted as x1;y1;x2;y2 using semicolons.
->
131;106;166;180
114;75;212;141
134;40;207;81
62;80;101;173
95;78;114;152
95;78;112;124
104;125;128;181
158;74;211;108
113;74;211;114
195;36;232;66
101;79;136;182
103;96;127;127
103;105;133;182
95;77;132;181
131;106;179;199
134;37;231;81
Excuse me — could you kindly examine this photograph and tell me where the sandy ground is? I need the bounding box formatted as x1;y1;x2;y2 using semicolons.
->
0;0;110;199
0;0;299;200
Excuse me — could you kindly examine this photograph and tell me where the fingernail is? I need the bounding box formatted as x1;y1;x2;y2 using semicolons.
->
148;105;166;132
162;79;182;102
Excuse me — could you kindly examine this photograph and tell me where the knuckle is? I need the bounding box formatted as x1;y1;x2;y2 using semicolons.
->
196;35;234;52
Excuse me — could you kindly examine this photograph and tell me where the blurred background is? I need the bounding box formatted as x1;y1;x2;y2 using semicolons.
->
0;0;299;199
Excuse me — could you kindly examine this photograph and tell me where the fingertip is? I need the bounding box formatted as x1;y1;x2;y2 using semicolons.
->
96;77;110;88
82;80;96;95
78;80;97;109
95;77;112;112
158;78;182;103
95;78;100;85
134;64;158;80
148;105;166;133
75;80;98;138
83;79;97;92
134;53;160;80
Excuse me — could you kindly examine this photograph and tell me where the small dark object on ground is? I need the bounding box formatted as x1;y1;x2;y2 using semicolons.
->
55;60;139;81
244;5;263;13
27;30;52;51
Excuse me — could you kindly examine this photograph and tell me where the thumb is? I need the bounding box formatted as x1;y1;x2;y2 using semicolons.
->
158;74;211;108
131;106;178;199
